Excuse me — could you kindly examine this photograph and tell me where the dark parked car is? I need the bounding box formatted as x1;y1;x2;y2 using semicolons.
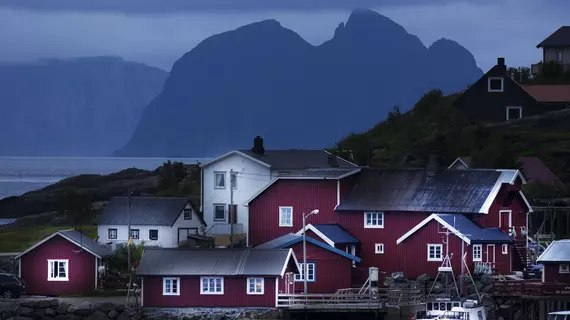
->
0;273;26;298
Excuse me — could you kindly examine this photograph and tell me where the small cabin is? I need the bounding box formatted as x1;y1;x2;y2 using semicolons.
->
537;240;570;283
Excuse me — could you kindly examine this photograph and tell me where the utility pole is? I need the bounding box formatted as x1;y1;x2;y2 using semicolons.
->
127;190;132;272
230;169;235;248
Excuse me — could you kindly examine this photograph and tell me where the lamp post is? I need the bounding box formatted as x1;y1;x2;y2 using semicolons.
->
302;209;319;295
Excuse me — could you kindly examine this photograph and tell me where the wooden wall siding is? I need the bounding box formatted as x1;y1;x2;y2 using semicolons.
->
543;264;570;283
143;276;277;307
288;241;353;293
472;184;527;234
20;236;97;296
248;179;339;246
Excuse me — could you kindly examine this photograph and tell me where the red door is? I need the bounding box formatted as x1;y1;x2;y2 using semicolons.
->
500;211;511;234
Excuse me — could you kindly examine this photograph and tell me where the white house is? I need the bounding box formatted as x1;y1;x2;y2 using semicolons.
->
97;197;205;248
199;136;359;246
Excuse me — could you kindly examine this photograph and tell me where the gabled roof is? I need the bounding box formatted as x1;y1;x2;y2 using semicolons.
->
136;248;300;276
200;149;358;170
537;26;570;48
521;85;570;103
254;233;361;263
397;214;513;245
295;224;360;247
536;239;570;263
335;168;526;214
15;229;112;259
98;197;204;226
447;157;472;169
243;168;360;206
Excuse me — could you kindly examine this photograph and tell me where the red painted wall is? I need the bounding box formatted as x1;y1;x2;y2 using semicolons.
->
143;276;276;307
472;184;527;236
287;241;352;293
543;264;570;283
20;235;97;296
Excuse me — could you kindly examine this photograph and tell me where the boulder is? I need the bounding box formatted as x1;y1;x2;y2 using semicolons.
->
55;315;71;320
108;310;119;319
67;302;94;316
44;308;56;317
19;307;34;316
56;303;69;315
116;311;130;320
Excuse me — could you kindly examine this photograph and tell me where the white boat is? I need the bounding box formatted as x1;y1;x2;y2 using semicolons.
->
548;311;570;320
413;298;486;320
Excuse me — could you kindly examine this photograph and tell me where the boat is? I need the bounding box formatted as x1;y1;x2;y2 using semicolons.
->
548;311;570;320
412;218;487;320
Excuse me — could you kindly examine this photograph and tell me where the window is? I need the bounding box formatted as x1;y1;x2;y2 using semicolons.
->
502;244;509;255
201;277;224;294
364;212;384;228
375;243;384;254
213;204;226;221
47;259;68;281
560;264;569;274
295;263;316;282
247;278;264;295
162;277;180;295
108;229;117;239
556;50;563;63
473;244;483;262
183;208;192;220
506;106;522;120
149;229;158;241
130;229;139;240
279;206;293;227
427;244;443;261
488;77;504;92
214;171;226;189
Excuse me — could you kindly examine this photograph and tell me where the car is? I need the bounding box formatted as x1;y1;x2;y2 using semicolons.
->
523;264;544;280
0;273;26;299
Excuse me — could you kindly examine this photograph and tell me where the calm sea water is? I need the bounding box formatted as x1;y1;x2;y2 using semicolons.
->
0;157;209;199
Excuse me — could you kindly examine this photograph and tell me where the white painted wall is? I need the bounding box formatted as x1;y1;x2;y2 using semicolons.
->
202;152;273;243
97;204;204;248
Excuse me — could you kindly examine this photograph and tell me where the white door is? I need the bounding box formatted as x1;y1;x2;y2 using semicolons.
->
486;244;496;264
178;228;189;243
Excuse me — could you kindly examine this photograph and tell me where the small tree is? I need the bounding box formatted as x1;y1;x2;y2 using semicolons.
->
107;242;145;273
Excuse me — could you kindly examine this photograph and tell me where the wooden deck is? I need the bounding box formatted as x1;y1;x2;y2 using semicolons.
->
491;280;570;298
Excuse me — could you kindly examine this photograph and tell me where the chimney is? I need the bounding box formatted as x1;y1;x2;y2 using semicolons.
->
251;136;265;155
328;154;339;167
426;154;438;177
497;57;506;72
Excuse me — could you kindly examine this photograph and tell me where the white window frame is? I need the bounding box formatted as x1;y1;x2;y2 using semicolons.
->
130;229;139;240
183;208;192;220
502;244;509;255
200;277;224;295
108;228;117;240
294;263;316;282
375;243;384;254
427;244;443;262
47;259;69;281
473;244;483;262
506;106;523;121
560;264;570;274
149;229;158;241
214;171;226;189
279;206;293;227
555;50;563;63
213;203;227;222
162;277;180;296
488;77;504;92
246;277;264;295
364;212;384;229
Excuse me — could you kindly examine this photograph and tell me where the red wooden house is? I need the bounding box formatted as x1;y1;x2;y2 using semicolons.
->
537;240;570;283
136;248;300;308
246;165;533;286
15;229;112;296
254;233;360;293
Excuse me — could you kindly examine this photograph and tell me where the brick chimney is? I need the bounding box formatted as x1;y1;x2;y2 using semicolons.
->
328;154;339;167
497;57;506;72
251;136;265;155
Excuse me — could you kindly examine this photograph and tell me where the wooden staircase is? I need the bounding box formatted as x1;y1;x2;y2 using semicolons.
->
514;240;532;270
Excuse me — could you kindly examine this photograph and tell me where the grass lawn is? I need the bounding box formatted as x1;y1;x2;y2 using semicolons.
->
0;224;97;253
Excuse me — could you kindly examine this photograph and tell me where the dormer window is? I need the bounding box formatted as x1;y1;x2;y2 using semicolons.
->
488;77;504;92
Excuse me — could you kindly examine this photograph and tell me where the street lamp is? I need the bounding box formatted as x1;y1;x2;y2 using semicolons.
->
302;209;319;295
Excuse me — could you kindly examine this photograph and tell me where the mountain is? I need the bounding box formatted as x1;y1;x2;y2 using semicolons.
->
116;9;483;158
0;57;168;156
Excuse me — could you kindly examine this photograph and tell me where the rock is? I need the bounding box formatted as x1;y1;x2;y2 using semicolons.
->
34;308;46;318
56;303;69;315
44;308;56;317
85;310;108;320
108;310;119;319
20;301;39;308
116;311;130;320
18;317;34;320
39;300;52;308
95;302;116;313
480;275;494;285
49;299;59;307
55;315;71;320
19;307;34;316
67;302;94;315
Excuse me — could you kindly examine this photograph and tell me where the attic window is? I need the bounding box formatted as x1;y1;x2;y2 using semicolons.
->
488;77;504;92
506;107;522;121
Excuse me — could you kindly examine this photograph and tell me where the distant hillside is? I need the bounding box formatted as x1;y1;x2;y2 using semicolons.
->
0;57;168;156
116;9;482;157
333;89;570;189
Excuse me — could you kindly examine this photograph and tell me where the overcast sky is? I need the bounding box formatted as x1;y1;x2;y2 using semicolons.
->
0;0;567;71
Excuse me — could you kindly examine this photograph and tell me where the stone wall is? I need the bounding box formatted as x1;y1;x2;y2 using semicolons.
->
0;299;138;320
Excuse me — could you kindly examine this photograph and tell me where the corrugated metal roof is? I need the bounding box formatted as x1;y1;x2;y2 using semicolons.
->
276;168;359;179
436;214;513;243
537;240;570;263
521;85;570;103
537;26;570;48
98;197;194;226
59;229;112;257
136;248;292;276
311;224;360;244
238;150;358;170
254;233;299;249
336;168;501;213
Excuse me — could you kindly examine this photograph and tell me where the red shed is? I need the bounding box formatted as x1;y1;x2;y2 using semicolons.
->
255;233;360;293
537;240;570;283
15;229;111;296
136;248;300;308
